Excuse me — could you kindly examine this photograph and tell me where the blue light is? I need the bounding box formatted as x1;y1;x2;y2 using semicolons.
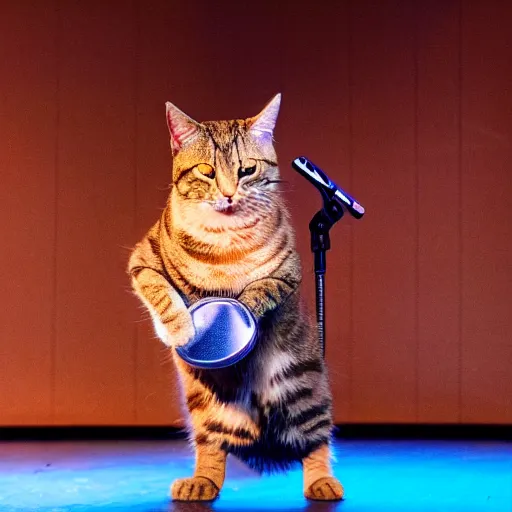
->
0;439;510;511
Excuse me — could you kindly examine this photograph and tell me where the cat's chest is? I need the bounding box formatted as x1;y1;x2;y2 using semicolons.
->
181;255;267;295
178;243;279;295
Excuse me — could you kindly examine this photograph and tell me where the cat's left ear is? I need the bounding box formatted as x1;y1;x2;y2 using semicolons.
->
248;93;281;138
165;102;201;155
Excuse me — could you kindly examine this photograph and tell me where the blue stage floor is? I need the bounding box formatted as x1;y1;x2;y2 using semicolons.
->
0;437;510;512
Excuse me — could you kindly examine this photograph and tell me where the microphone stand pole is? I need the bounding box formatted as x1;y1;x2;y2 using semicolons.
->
309;198;344;358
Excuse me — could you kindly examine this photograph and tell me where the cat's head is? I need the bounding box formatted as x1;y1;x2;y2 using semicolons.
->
165;95;282;219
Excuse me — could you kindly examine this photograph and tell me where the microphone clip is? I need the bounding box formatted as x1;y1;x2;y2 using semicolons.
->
309;198;344;275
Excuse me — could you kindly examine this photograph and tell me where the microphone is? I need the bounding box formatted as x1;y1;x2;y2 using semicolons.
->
291;156;365;219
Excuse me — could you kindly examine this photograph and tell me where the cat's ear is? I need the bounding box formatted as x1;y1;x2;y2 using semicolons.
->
248;93;281;138
165;102;200;155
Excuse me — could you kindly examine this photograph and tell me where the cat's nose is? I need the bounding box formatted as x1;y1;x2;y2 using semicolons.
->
226;197;233;204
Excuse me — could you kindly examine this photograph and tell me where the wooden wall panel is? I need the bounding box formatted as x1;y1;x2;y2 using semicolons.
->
277;1;353;423
350;0;417;422
1;0;511;426
416;0;461;423
185;0;285;119
133;1;195;426
54;1;137;424
461;1;512;424
0;1;57;424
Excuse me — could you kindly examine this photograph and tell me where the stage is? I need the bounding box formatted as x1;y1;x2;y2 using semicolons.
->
1;432;510;511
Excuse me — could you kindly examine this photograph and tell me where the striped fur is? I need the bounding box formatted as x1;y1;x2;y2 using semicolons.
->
128;95;343;501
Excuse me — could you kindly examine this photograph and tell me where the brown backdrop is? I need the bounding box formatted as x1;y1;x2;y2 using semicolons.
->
1;0;511;426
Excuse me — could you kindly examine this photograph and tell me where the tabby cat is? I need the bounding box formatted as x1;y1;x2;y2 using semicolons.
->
128;94;344;502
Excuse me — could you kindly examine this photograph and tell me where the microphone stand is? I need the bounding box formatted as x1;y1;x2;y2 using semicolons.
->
309;197;344;358
292;155;364;359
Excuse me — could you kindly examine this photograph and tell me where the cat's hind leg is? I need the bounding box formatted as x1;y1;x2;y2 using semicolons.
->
171;358;259;501
303;444;344;501
171;412;258;501
171;443;226;501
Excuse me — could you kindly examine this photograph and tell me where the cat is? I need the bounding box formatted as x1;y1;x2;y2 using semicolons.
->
128;94;344;502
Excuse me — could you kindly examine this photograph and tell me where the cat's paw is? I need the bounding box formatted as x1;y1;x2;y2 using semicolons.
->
168;311;196;347
171;476;220;501
172;324;195;347
305;476;344;501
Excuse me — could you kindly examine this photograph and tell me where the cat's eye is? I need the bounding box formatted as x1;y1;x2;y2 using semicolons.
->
197;163;216;180
238;165;257;178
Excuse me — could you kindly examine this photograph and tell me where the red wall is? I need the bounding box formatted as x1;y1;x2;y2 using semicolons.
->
1;0;511;425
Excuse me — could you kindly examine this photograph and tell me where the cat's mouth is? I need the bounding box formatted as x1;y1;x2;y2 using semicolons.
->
213;200;239;214
223;206;234;214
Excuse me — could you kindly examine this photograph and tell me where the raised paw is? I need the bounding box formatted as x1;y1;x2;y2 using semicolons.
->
171;476;220;501
305;476;344;501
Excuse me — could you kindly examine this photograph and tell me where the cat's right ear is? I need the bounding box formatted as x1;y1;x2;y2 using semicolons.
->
248;93;281;139
165;102;200;155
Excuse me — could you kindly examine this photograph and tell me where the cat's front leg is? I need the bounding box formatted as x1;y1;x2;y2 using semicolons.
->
130;266;194;347
237;277;295;318
237;251;301;318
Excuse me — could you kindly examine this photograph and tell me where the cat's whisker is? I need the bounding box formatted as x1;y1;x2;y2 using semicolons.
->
119;244;136;253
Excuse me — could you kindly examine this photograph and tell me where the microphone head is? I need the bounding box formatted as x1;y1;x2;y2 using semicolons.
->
292;156;365;219
292;156;332;193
